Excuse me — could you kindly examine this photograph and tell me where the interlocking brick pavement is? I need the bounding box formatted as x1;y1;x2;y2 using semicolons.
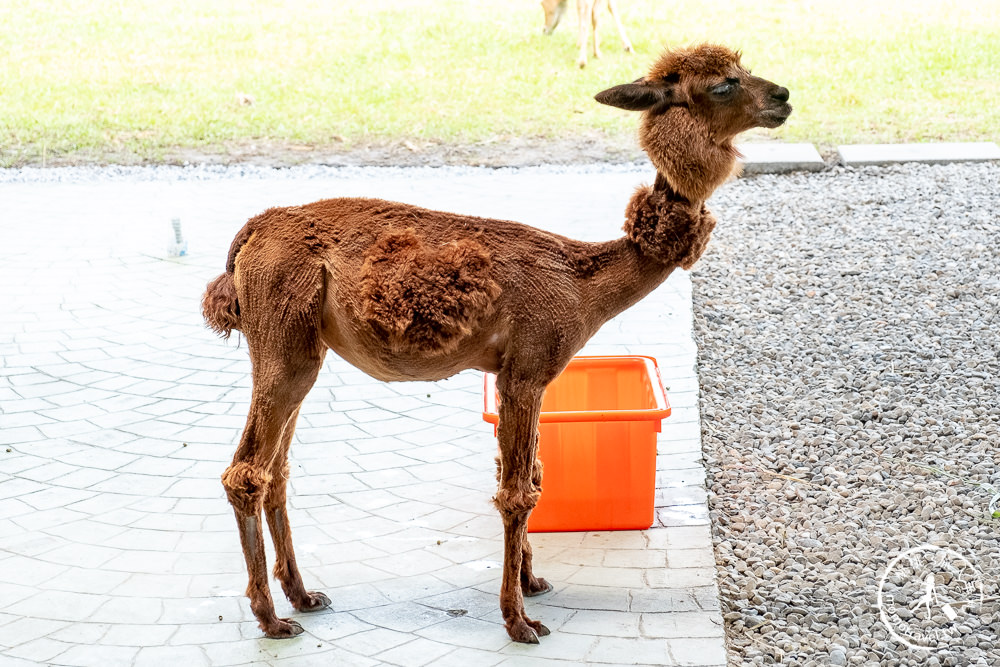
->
0;167;725;666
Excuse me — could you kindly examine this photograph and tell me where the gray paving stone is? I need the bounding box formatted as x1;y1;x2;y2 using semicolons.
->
0;167;725;666
557;609;641;637
544;584;631;612
640;611;725;639
629;589;703;614
19;487;96;511
352;602;453;633
168;622;244;645
657;486;709;507
431;647;507;667
838;141;1000;165
3;637;73;663
0;426;44;445
44;567;131;595
305;612;377;642
668;637;729;666
5;590;109;623
133;644;211;667
587;636;672;665
0;617;68;649
267;651;378;667
657;505;711;527
567;565;645;588
3;530;64;557
333;627;413;656
201;639;280;666
376;636;457;667
100;623;177;647
415;615;510;651
40;542;121;569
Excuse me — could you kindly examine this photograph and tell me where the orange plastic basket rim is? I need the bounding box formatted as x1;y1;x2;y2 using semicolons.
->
482;355;671;425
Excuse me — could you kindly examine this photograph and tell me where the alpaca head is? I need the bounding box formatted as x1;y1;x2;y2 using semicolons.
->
596;44;791;202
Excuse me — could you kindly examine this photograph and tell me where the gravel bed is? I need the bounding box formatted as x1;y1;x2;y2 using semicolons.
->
696;162;1000;666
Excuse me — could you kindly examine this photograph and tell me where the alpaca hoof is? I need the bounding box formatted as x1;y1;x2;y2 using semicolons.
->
295;591;331;612
577;58;587;69
264;618;304;638
624;45;633;53
530;620;551;637
522;578;553;597
508;622;541;644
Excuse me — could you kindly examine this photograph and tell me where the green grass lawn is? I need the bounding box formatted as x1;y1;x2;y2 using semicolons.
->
1;0;998;165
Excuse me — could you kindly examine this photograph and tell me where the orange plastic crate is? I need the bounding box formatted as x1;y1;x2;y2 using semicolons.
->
483;355;670;532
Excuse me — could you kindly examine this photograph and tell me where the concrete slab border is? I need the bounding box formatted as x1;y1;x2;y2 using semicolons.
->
837;141;1000;166
736;141;1000;174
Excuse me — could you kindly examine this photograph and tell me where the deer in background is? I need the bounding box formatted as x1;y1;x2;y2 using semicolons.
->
542;0;633;68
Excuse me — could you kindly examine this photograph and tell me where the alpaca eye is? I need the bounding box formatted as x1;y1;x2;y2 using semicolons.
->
710;80;738;97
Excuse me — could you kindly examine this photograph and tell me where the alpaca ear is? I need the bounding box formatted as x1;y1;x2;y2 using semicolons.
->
594;78;682;111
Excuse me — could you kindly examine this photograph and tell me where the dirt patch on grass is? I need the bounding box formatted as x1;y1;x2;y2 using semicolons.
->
3;132;649;169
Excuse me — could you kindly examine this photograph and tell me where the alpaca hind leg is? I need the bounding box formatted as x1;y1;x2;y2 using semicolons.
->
264;406;331;613
494;379;550;643
223;347;325;638
224;462;293;635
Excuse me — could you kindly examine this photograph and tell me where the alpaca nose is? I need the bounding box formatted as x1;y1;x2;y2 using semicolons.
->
771;87;790;103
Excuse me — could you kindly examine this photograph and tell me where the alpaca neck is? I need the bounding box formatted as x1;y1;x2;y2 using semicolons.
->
577;235;677;329
574;176;689;328
641;108;740;203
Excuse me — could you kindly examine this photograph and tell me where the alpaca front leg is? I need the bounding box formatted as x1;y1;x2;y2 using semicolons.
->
494;382;550;643
495;455;551;597
520;530;553;596
520;458;552;597
499;508;551;642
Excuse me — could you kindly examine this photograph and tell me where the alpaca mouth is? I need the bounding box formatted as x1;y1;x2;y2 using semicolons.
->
760;106;792;128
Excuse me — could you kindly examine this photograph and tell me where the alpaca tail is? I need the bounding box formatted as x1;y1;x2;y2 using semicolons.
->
202;222;253;338
203;272;240;338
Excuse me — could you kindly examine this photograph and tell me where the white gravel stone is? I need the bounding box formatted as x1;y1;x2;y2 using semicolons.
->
695;163;1000;666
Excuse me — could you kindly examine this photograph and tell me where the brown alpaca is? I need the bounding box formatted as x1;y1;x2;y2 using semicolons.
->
202;44;790;644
